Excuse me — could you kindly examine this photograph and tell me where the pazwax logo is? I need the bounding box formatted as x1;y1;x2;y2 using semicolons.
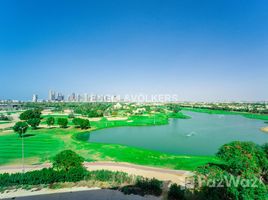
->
185;175;265;189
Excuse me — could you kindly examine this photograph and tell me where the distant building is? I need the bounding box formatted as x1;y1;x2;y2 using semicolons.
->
67;93;76;102
48;90;56;101
84;93;88;102
48;90;65;102
56;93;64;101
32;94;38;102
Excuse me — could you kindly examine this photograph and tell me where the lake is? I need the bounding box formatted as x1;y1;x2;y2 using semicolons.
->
84;111;268;156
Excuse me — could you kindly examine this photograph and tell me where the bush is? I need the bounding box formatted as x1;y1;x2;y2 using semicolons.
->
0;167;87;188
0;114;9;121
87;170;133;184
68;113;75;118
0;169;135;189
168;184;185;200
57;118;68;128
136;178;162;196
121;178;162;196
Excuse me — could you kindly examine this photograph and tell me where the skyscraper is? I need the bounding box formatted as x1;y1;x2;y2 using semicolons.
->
32;94;38;102
48;90;56;101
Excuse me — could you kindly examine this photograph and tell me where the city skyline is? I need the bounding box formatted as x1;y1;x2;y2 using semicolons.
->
1;0;268;101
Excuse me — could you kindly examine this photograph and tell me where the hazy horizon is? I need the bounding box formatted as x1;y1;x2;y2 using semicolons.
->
1;0;268;101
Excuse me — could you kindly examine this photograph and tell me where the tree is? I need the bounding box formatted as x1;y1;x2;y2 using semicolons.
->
27;118;40;129
80;119;90;129
72;118;80;126
194;141;268;200
57;118;68;128
72;118;90;129
53;150;84;172
167;104;182;113
20;109;41;120
13;121;29;137
217;141;268;176
46;117;55;127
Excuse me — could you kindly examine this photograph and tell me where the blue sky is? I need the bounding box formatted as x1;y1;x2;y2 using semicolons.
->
0;0;268;101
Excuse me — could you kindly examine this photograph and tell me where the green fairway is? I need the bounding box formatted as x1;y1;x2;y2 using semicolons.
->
0;121;10;124
0;129;65;165
0;126;218;170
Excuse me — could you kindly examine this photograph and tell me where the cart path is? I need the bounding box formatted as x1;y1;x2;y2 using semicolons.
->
0;161;193;185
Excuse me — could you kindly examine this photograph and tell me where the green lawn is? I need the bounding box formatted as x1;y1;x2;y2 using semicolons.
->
0;121;10;124
0;129;65;165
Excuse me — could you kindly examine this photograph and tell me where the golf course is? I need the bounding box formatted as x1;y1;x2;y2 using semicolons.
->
1;104;268;171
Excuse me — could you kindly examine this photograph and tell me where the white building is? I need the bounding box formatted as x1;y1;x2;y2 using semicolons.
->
32;94;38;102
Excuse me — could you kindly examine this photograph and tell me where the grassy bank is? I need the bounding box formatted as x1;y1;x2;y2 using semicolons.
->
182;107;268;120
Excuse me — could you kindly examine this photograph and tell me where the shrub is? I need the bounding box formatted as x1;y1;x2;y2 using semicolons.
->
168;184;185;200
86;170;133;184
57;118;68;128
0;114;9;121
0;167;87;188
0;169;135;189
68;113;75;118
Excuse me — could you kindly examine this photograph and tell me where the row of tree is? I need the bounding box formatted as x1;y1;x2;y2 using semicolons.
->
13;110;71;137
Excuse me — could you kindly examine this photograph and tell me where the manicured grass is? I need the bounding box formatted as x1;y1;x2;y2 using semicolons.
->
0;121;10;124
0;126;219;170
182;107;268;120
0;129;65;165
90;113;190;129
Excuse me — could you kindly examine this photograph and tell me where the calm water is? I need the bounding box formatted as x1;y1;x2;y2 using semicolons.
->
85;111;268;155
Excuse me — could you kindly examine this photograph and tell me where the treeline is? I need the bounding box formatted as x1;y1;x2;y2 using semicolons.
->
73;103;111;117
179;103;268;115
20;102;112;117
